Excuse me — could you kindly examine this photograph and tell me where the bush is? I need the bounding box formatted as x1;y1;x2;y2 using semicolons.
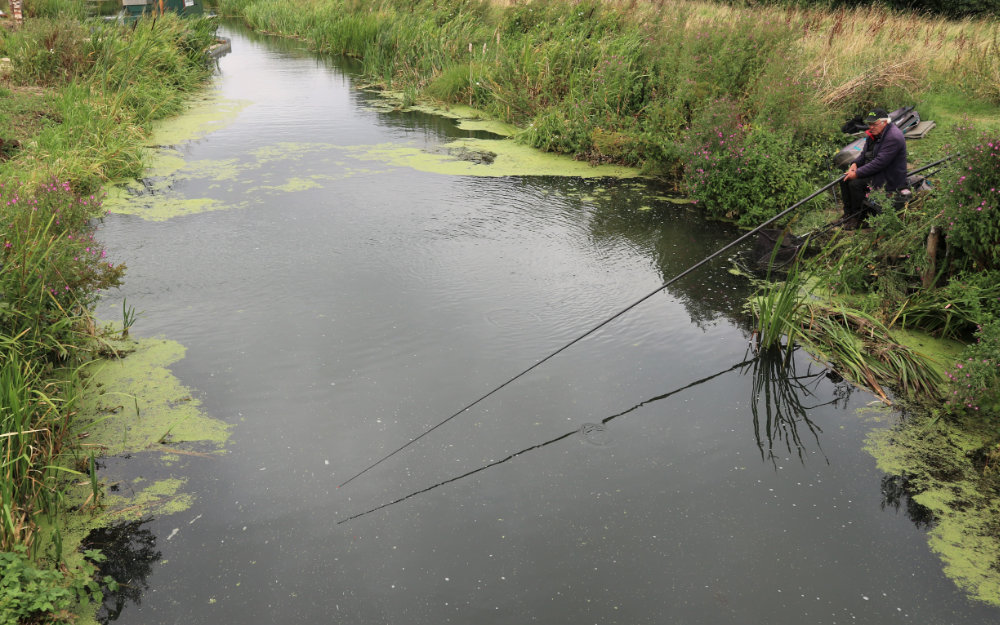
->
682;103;817;226
945;319;1000;419
939;131;1000;271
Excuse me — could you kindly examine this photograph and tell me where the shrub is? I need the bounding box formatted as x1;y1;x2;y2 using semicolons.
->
945;319;1000;419
939;131;1000;271
682;106;817;226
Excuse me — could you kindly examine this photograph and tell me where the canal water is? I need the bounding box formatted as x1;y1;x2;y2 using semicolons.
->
92;24;999;625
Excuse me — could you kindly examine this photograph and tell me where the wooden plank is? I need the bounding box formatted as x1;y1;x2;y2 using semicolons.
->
905;120;936;139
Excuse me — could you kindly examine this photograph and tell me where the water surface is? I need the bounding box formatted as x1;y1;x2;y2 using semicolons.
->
92;24;999;625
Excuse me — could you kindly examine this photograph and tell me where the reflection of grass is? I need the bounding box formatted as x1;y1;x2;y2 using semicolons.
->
743;348;835;465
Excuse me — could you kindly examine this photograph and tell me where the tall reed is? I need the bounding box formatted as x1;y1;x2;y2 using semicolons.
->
749;253;807;355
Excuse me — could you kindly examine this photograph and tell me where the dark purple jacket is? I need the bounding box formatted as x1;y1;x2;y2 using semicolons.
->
853;123;908;192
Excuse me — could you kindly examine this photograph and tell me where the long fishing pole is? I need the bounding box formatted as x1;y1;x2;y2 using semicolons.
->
338;176;845;489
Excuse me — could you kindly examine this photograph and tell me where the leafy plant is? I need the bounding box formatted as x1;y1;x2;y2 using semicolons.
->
938;131;1000;271
0;545;114;625
944;319;1000;419
684;119;818;226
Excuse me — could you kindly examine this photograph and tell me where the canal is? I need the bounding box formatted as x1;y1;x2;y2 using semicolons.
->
90;23;999;625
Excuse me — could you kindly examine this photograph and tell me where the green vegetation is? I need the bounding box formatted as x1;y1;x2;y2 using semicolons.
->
0;0;995;616
734;0;998;20
1;9;218;622
216;0;1000;222
0;545;114;625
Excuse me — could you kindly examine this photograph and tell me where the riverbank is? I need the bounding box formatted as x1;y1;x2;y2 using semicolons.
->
0;10;220;623
210;4;1000;389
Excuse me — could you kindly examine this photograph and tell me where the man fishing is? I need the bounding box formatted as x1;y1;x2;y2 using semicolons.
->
840;107;909;229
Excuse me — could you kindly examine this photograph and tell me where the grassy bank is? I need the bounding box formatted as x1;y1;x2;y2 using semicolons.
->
1;8;217;623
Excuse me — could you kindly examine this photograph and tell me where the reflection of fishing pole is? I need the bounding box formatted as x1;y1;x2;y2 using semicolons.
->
337;356;757;524
338;176;849;489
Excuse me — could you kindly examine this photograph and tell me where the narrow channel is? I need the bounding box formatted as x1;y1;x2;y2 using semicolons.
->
92;24;999;625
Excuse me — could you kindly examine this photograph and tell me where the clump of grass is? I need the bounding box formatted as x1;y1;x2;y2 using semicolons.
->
749;252;808;354
750;248;943;403
21;0;87;19
798;303;943;403
0;17;91;86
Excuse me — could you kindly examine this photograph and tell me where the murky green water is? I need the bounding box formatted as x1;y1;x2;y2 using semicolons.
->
90;24;999;625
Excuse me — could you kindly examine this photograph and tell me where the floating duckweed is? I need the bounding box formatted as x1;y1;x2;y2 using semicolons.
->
865;412;1000;606
77;338;231;456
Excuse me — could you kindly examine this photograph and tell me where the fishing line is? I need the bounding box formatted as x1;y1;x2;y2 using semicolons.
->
337;355;758;523
338;154;956;489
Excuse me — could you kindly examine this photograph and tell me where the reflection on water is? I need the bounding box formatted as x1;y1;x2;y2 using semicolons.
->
744;347;852;466
82;520;161;624
881;474;936;529
337;354;758;525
